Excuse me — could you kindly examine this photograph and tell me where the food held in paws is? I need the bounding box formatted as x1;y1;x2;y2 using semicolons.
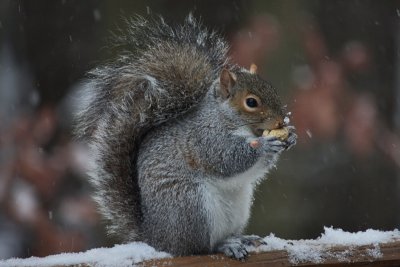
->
262;127;289;141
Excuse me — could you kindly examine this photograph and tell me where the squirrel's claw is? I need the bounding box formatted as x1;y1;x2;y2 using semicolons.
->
240;235;267;247
285;131;297;150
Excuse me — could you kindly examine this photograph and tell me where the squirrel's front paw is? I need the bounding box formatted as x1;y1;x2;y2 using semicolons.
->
255;136;287;155
250;127;297;152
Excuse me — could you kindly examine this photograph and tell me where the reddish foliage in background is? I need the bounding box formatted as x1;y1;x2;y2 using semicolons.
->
0;106;99;257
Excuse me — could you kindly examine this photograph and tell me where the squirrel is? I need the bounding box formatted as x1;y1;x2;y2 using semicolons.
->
74;14;296;260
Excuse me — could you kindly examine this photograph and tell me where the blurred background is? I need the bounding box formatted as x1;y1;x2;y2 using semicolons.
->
0;0;399;259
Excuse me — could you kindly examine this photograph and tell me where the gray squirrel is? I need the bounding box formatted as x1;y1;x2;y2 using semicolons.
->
74;14;296;260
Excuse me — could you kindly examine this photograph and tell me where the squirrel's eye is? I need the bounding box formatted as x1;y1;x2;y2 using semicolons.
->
245;97;259;108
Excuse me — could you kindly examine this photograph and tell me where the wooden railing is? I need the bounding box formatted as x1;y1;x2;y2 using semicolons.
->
141;241;400;267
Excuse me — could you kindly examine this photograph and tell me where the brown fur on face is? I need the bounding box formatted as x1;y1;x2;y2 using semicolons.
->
226;70;285;136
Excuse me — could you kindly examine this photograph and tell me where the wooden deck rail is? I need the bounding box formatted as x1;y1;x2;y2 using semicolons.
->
141;241;400;267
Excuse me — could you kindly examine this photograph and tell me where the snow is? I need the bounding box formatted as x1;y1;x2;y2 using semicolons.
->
247;227;400;264
0;242;170;267
1;227;399;266
306;128;313;138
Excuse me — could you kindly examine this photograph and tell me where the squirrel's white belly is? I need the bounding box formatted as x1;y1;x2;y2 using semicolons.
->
201;159;269;247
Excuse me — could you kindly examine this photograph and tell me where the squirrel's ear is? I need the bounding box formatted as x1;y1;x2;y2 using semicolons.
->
219;69;236;99
249;63;257;74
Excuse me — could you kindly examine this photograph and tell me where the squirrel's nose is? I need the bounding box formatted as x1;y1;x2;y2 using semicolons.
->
272;118;284;129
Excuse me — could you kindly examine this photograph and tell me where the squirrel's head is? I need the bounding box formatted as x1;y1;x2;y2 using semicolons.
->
216;65;285;137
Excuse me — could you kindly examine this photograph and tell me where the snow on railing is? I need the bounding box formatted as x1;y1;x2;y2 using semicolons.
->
1;227;400;267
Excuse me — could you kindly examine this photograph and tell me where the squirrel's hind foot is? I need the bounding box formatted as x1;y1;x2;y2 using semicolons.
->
215;235;267;260
216;235;266;261
216;236;248;261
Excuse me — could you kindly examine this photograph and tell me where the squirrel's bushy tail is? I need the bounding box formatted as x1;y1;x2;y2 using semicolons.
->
74;15;229;241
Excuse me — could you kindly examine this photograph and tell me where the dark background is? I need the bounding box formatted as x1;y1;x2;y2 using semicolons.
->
0;0;399;259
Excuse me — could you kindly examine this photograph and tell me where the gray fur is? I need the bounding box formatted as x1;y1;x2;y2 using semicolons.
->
136;90;294;256
74;14;296;258
74;15;231;241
